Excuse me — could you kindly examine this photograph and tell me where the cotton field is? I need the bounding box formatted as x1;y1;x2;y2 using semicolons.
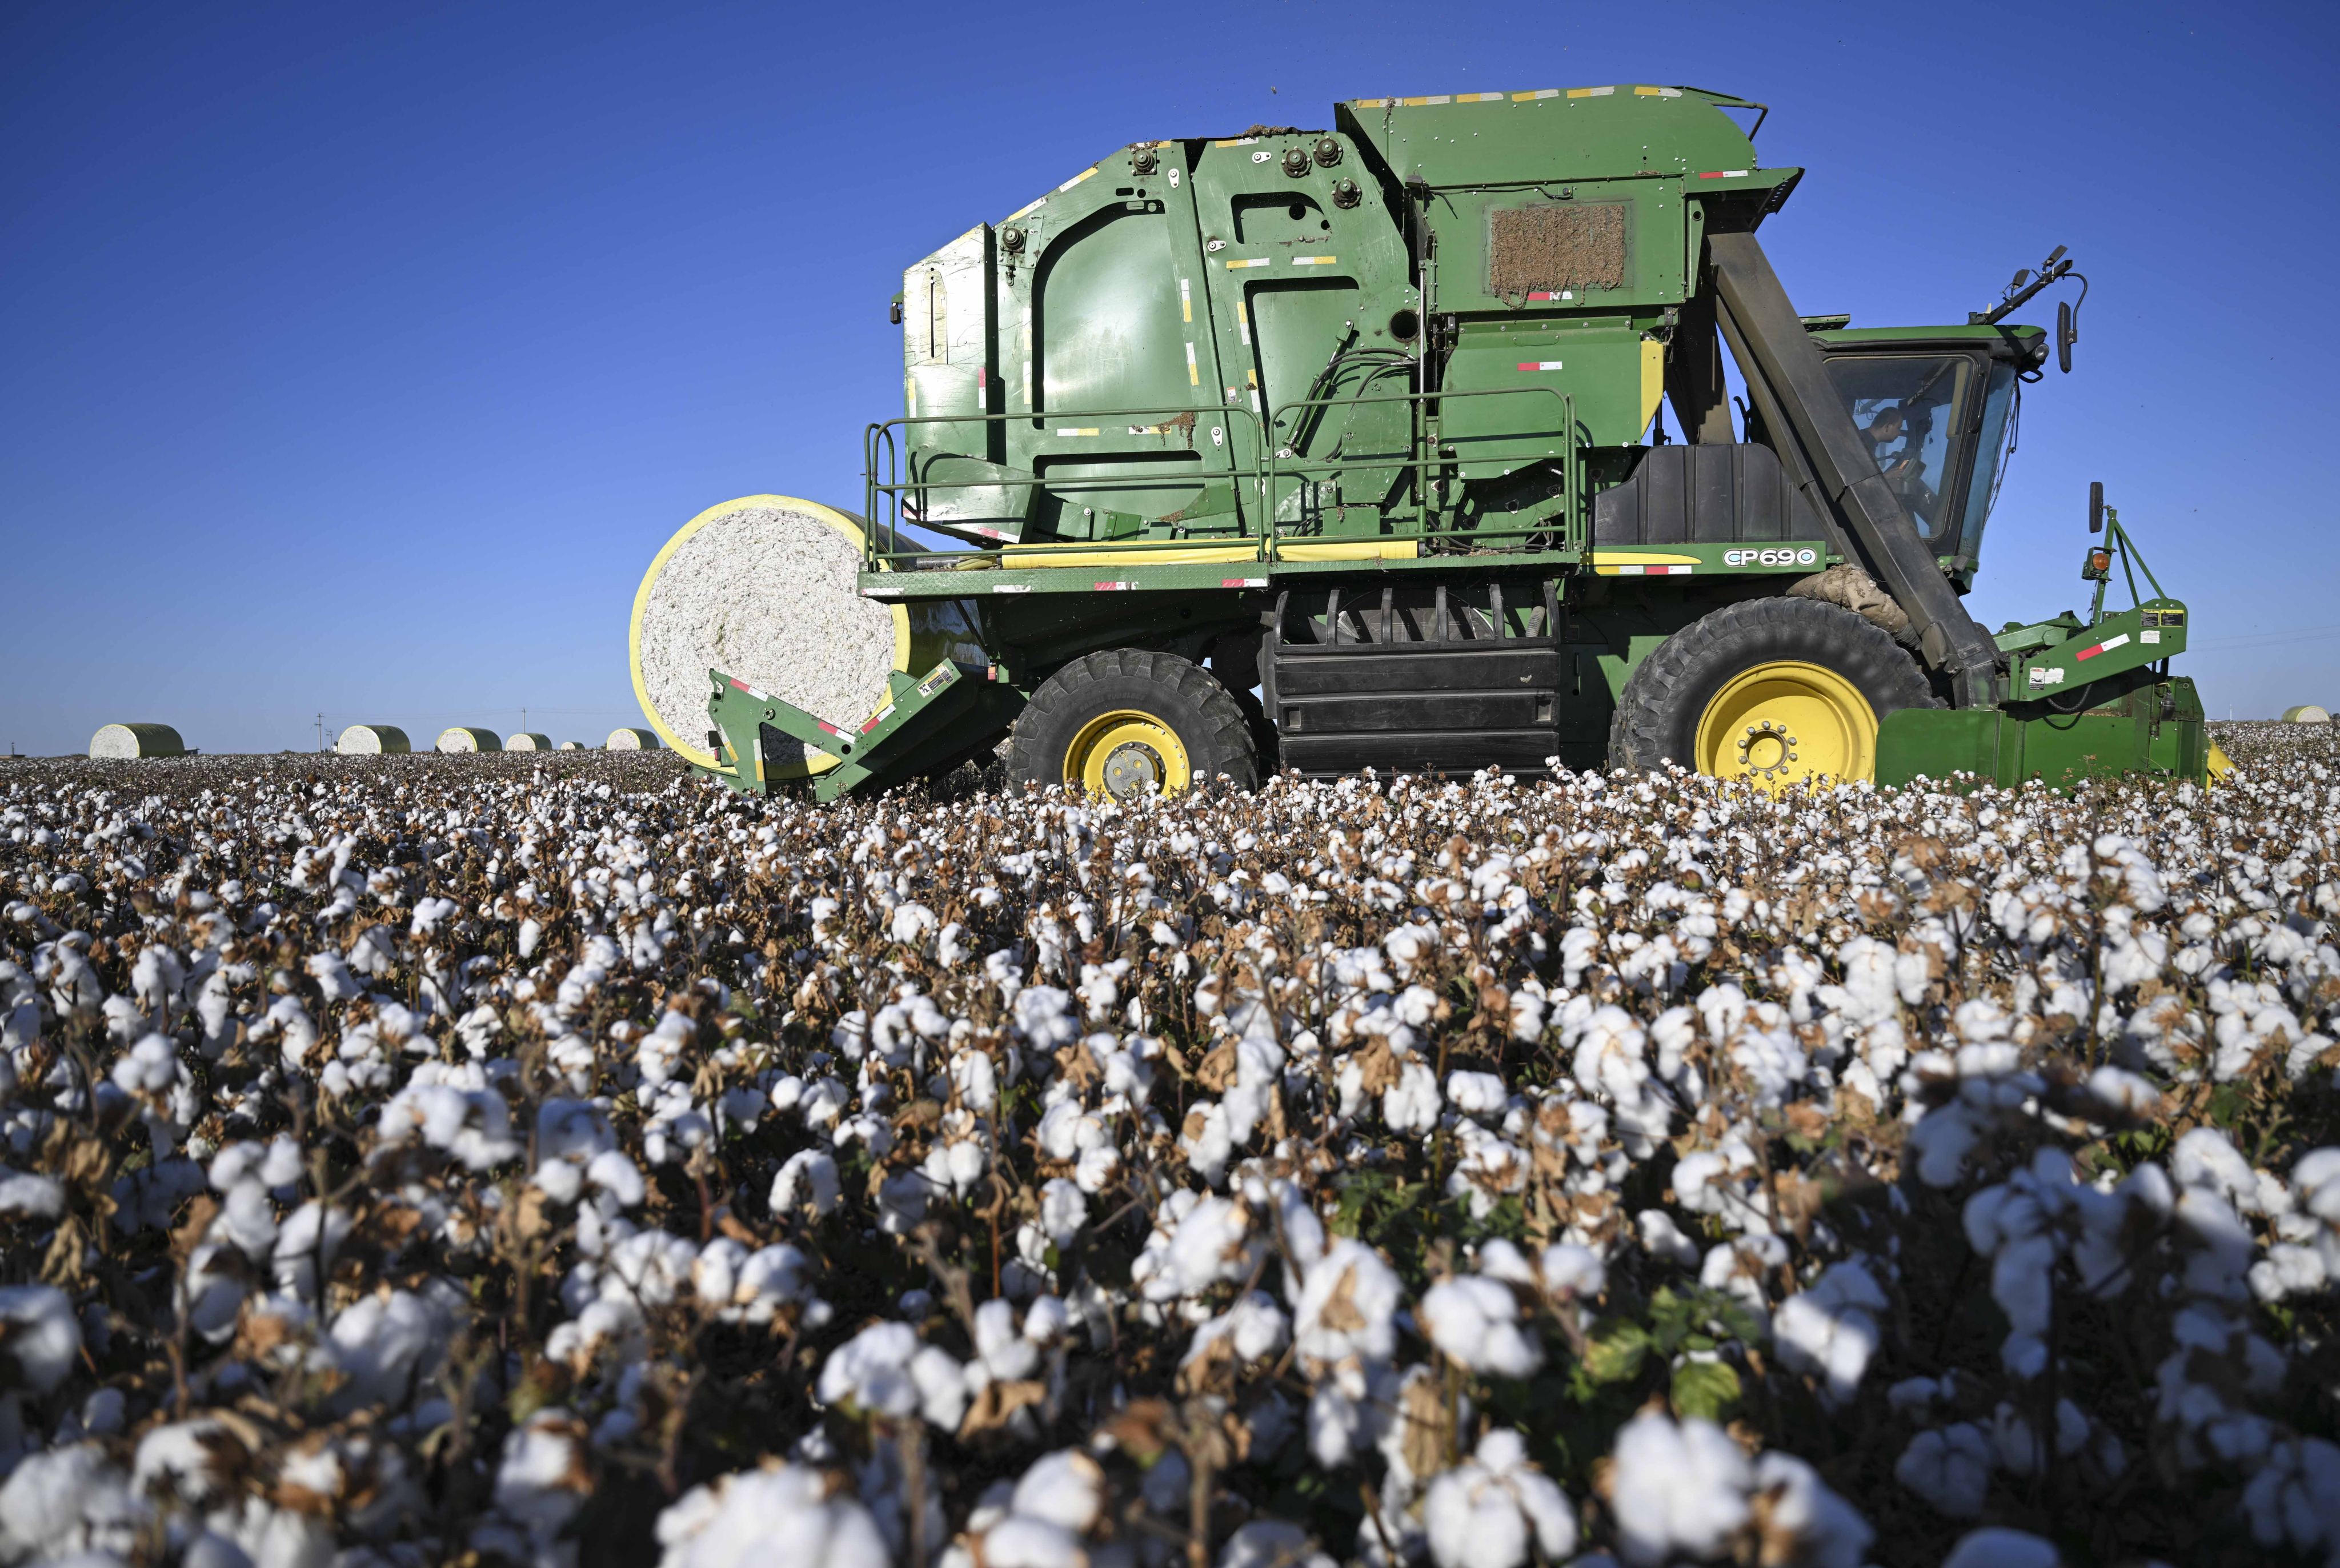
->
0;730;2334;1568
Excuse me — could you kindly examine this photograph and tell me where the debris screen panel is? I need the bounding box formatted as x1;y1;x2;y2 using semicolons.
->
1487;203;1628;297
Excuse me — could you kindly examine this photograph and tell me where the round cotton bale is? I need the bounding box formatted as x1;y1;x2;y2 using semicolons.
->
335;724;411;755
506;732;554;752
558;740;586;751
606;727;662;751
627;494;981;775
2281;704;2332;724
436;727;502;753
89;723;183;759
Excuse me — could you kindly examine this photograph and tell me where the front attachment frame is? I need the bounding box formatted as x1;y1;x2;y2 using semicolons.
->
704;661;984;802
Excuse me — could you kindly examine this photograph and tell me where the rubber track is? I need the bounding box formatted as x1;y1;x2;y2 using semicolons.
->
1004;648;1260;792
1608;596;1939;773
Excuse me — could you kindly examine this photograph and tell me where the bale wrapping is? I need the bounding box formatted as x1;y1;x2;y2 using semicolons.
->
507;732;554;752
606;728;662;751
627;494;984;772
558;740;586;751
335;725;411;755
89;723;183;759
436;727;502;753
2281;704;2331;724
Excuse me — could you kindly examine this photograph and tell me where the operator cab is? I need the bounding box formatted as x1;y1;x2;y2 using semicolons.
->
1803;324;2045;585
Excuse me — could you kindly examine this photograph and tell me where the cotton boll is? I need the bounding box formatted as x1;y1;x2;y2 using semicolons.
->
1747;1451;1872;1568
1295;1240;1402;1365
0;1442;142;1562
1182;1290;1291;1380
1446;1070;1508;1118
654;1458;891;1568
968;1298;1042;1386
1608;1412;1750;1566
1773;1261;1886;1405
1023;1177;1084;1251
1636;1209;1700;1268
491;1408;592;1542
1424;1428;1575;1568
1384;1060;1442;1135
0;1284;83;1393
1894;1423;1995;1518
772;1149;841;1217
0;1165;64;1219
1419;1276;1542;1378
1009;1449;1105;1534
1537;1244;1605;1300
818;1323;925;1418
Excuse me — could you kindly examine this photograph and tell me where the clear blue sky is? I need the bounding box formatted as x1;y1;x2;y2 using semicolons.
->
3;0;2334;755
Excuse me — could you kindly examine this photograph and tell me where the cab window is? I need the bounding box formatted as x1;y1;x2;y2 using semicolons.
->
1822;355;1974;545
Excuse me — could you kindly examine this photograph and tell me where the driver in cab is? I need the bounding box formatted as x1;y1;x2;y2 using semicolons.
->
1863;404;1940;529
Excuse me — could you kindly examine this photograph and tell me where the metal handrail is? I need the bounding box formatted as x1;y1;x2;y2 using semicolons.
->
1261;386;1580;550
863;404;1272;563
861;385;1585;566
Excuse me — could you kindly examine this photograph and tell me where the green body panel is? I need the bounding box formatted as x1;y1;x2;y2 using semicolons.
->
2009;599;2187;698
887;85;1790;547
1877;676;2209;791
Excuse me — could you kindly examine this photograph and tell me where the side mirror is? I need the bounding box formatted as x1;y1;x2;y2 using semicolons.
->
2057;299;2077;372
2088;480;2104;534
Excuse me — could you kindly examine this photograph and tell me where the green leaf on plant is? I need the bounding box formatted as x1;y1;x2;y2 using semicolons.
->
1670;1358;1742;1421
1582;1321;1649;1384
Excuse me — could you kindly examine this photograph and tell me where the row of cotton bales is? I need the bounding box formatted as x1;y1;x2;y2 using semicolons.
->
340;725;664;754
83;724;662;758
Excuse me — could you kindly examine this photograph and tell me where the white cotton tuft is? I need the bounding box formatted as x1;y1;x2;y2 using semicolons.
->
0;1284;83;1394
1607;1411;1750;1565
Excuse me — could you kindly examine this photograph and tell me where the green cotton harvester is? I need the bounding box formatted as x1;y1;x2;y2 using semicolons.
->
626;83;2230;800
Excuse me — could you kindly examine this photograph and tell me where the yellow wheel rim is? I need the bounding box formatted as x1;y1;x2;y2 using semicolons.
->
1694;660;1878;789
1064;710;1191;800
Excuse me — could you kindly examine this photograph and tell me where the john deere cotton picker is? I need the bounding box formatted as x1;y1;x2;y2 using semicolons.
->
627;84;2227;800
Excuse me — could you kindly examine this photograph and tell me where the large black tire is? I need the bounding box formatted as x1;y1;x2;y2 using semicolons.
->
1609;596;1938;783
1003;649;1260;797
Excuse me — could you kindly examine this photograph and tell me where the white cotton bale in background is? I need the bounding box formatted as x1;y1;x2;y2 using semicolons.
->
507;732;553;752
2281;705;2331;724
89;723;184;759
558;740;586;751
606;728;662;751
335;725;411;755
436;727;501;753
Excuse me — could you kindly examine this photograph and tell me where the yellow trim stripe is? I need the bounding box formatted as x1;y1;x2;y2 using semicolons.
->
1057;166;1097;191
1055;427;1101;436
1227;258;1271;270
1591;551;1700;566
1292;255;1337;266
1348;83;1680;109
1179;277;1192;323
1185;342;1199;386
